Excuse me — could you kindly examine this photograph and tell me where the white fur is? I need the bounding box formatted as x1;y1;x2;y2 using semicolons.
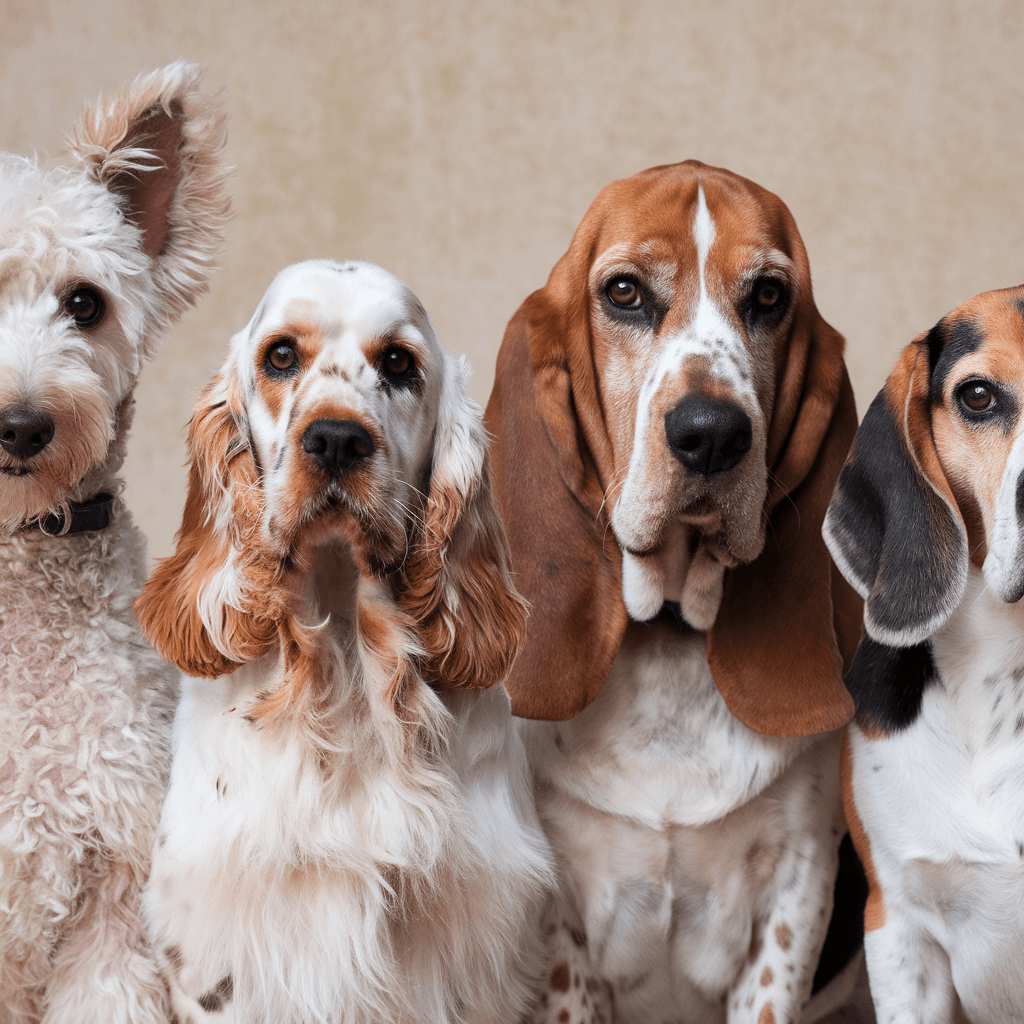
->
851;566;1024;1023
146;261;554;1023
0;63;228;1023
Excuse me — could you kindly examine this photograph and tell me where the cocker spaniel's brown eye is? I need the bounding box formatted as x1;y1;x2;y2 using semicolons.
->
384;347;411;375
64;287;105;329
607;278;642;308
266;341;297;373
755;281;782;308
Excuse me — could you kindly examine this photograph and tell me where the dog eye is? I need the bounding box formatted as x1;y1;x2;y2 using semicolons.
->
265;340;298;373
384;347;411;375
606;278;643;308
750;277;788;315
957;380;996;414
63;287;104;329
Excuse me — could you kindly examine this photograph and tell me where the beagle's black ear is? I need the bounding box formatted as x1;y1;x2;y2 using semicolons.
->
823;337;968;650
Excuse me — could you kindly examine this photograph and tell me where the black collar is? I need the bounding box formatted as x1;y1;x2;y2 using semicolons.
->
30;492;115;536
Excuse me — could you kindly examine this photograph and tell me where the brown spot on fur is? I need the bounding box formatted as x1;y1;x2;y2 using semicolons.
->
760;967;773;986
759;1005;776;1024
557;1012;569;1023
197;974;233;1012
774;923;792;951
842;732;886;930
164;945;184;975
549;961;571;993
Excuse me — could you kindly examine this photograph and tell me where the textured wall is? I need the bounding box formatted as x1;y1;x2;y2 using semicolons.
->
3;0;1022;560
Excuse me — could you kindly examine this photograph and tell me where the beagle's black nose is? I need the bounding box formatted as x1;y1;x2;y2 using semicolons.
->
664;395;752;477
301;418;374;477
0;406;55;461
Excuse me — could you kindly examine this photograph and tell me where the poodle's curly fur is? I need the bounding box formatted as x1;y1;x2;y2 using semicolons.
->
0;63;228;1023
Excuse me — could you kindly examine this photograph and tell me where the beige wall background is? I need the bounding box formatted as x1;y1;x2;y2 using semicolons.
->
2;0;1022;561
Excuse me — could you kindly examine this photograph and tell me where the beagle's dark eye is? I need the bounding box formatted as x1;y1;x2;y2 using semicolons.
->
64;287;104;328
606;278;643;308
958;380;995;414
265;340;298;374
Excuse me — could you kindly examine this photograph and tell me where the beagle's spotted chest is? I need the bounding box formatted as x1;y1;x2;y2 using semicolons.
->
825;286;1024;1024
486;162;866;1023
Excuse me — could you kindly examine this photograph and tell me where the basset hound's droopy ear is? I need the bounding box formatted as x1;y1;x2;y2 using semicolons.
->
824;335;969;649
135;371;284;679
484;281;629;721
706;299;860;738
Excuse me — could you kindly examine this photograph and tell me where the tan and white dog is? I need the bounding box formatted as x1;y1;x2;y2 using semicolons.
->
135;260;554;1024
486;161;866;1024
0;64;228;1023
825;285;1024;1023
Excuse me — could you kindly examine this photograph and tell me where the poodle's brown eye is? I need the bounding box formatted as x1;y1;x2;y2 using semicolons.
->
383;347;411;375
607;278;642;308
960;382;994;413
64;287;104;328
266;341;297;373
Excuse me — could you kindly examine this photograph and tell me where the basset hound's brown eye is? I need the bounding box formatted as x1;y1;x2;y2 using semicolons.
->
266;340;298;373
755;281;782;308
607;278;643;308
64;286;105;329
959;381;995;413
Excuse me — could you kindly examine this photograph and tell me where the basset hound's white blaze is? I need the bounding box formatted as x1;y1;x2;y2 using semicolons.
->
611;186;768;627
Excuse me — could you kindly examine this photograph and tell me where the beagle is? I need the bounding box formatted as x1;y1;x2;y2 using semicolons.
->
486;161;865;1023
825;285;1024;1023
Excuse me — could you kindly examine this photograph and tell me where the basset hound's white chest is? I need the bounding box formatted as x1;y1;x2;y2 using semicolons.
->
525;623;816;829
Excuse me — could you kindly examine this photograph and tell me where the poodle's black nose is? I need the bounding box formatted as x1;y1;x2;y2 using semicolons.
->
301;418;374;477
664;394;752;477
0;406;55;461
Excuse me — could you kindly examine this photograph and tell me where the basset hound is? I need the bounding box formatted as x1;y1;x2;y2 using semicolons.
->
485;160;866;1023
825;285;1024;1023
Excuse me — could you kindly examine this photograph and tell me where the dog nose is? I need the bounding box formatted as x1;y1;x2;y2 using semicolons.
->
301;418;374;477
664;395;752;477
0;406;55;461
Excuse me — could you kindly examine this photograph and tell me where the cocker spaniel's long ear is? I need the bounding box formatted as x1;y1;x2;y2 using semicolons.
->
135;372;282;678
824;333;969;648
483;286;628;721
71;61;230;347
400;355;528;692
706;297;859;738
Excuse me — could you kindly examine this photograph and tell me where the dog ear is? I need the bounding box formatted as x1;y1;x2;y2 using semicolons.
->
399;354;529;693
824;333;969;648
706;301;859;737
484;286;629;721
71;61;229;347
135;372;282;678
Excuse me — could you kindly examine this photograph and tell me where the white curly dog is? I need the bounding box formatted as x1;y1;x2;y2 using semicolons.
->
0;64;228;1023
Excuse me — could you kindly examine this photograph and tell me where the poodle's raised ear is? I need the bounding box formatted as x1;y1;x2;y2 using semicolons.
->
71;61;229;344
824;334;969;649
399;354;528;692
135;372;282;679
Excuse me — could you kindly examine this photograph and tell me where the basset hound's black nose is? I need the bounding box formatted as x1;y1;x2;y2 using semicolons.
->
664;394;752;477
301;418;374;477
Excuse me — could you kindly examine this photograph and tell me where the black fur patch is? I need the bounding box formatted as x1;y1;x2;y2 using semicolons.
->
828;391;965;639
812;833;867;994
927;317;984;404
845;635;937;732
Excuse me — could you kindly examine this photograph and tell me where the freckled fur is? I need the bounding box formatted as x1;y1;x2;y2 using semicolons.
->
135;260;552;1023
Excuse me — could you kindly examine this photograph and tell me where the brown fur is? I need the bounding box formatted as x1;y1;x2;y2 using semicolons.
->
485;160;859;735
840;733;885;932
